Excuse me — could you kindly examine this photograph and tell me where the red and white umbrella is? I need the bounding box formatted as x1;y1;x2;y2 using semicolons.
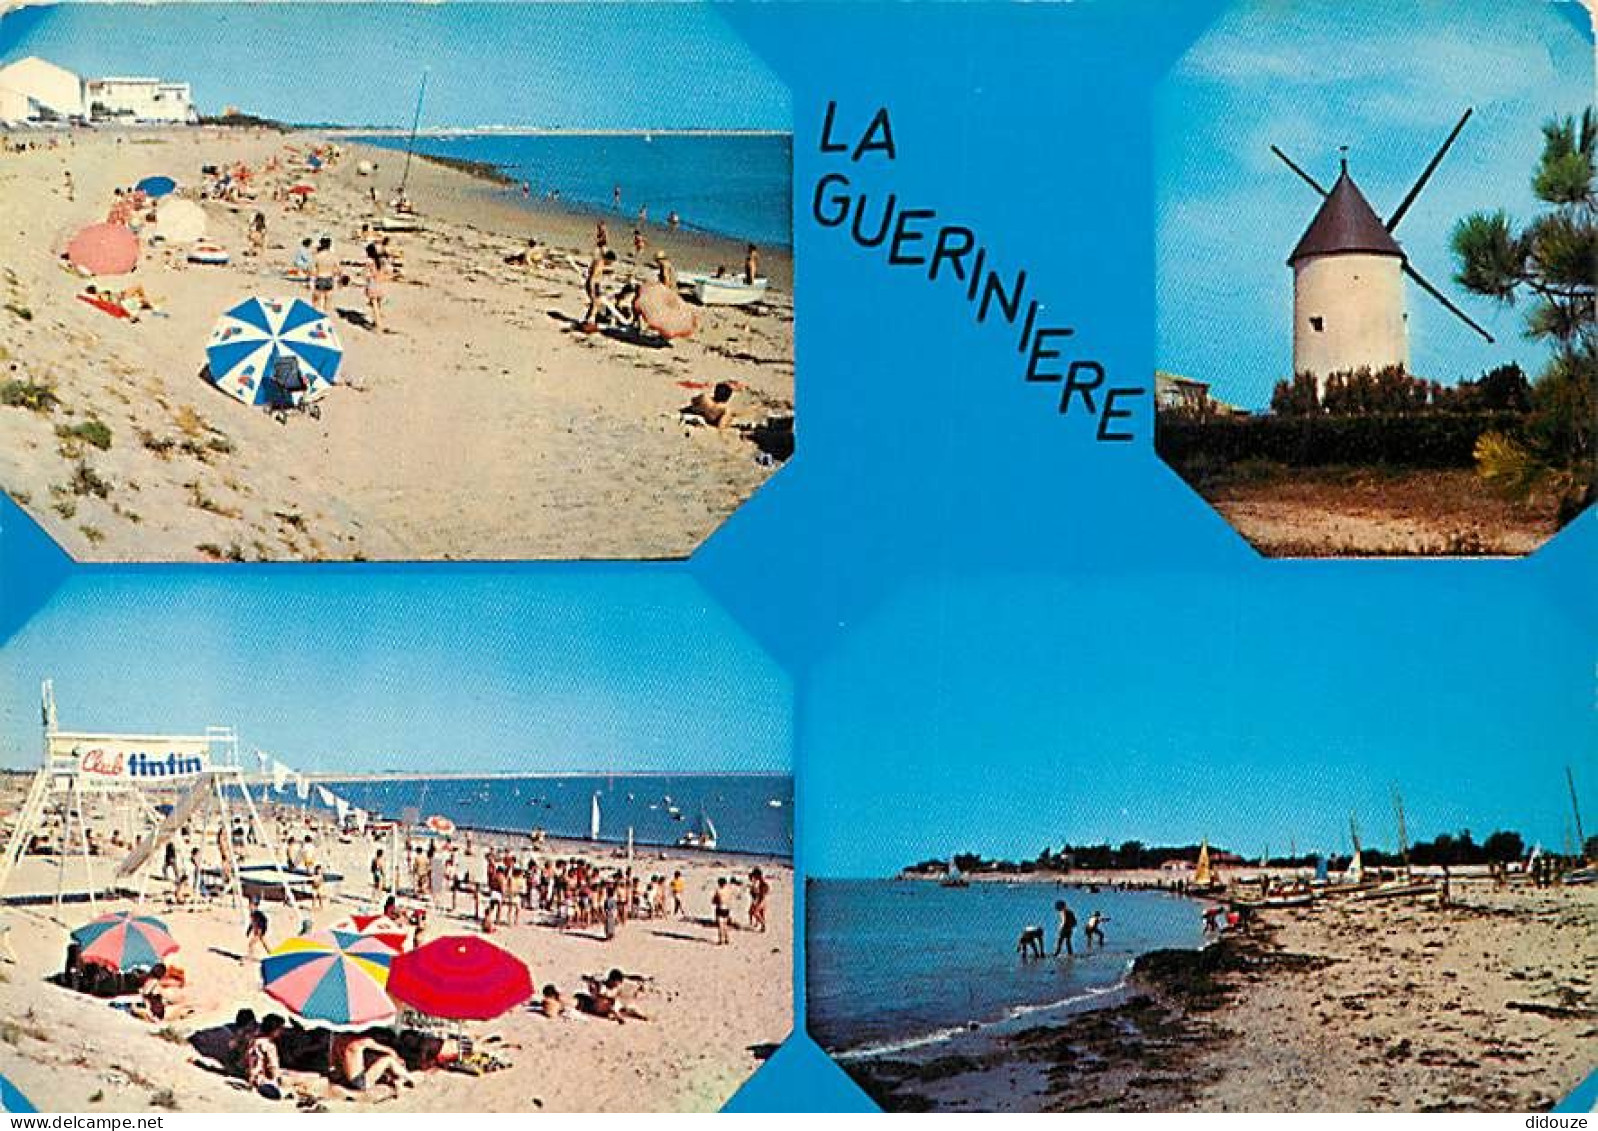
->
66;223;139;276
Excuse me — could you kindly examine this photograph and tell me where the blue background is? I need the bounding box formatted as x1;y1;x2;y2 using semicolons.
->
3;0;1594;1114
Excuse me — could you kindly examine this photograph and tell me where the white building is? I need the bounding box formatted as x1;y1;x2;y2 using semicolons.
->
86;76;195;124
0;56;86;123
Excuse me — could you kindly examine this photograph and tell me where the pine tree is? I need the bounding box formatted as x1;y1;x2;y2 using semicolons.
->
1451;109;1596;521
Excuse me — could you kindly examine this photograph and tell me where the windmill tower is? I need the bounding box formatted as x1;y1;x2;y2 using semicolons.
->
1272;109;1495;391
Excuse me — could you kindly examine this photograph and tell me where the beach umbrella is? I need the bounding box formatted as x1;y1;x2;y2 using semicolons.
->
261;935;396;1029
329;914;409;954
425;815;456;836
154;197;207;243
204;296;343;408
286;183;316;197
134;175;177;198
635;281;698;340
387;935;532;1021
71;910;178;972
65;223;139;276
275;929;398;977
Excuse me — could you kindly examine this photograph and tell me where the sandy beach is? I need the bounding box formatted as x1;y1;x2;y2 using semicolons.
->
0;126;794;561
845;876;1596;1112
0;780;792;1112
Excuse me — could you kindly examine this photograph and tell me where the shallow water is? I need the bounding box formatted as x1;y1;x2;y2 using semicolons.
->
806;879;1206;1058
309;772;793;858
355;132;793;248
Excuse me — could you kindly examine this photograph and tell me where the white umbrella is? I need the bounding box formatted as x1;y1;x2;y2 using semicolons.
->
155;198;207;243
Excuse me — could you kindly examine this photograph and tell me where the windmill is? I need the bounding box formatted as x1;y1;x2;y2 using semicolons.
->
1272;109;1494;391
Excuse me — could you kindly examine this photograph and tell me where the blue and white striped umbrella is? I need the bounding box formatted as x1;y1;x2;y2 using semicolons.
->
205;296;342;408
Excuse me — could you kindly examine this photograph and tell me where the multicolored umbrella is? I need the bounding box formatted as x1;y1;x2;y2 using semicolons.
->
261;932;396;1029
71;910;178;972
204;296;342;408
329;914;409;954
134;175;177;198
66;223;139;276
635;281;698;340
387;935;532;1021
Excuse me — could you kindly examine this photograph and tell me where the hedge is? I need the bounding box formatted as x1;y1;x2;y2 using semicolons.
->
1155;412;1527;470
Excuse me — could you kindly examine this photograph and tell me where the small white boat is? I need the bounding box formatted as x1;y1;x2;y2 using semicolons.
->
376;214;422;233
678;272;769;307
677;811;717;851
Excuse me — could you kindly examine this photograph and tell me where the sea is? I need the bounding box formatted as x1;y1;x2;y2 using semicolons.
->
305;773;792;858
352;132;793;248
806;879;1208;1060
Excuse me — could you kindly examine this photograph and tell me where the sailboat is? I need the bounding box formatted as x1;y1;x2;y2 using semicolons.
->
589;791;601;842
1190;838;1224;894
940;857;970;888
677;809;717;850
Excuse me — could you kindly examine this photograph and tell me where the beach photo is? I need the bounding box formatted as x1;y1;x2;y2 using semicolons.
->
803;570;1596;1112
1153;1;1593;557
0;569;793;1111
0;2;794;562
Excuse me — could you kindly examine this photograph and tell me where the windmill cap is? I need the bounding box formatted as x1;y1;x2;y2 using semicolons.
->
1288;169;1404;264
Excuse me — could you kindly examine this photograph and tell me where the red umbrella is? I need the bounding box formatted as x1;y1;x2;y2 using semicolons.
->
387;935;531;1021
66;223;139;276
635;281;698;339
286;183;316;197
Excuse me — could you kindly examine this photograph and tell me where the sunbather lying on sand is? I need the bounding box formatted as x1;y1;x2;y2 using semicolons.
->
681;382;735;429
575;969;650;1023
330;1032;414;1094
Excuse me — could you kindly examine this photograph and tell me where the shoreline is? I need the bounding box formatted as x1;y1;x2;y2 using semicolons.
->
838;881;1598;1111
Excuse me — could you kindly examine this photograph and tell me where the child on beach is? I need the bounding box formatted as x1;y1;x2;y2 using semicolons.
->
248;212;267;258
363;243;390;333
713;877;732;946
246;897;270;958
1084;910;1108;947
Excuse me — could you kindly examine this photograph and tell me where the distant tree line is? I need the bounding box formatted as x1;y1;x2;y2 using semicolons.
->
904;827;1580;876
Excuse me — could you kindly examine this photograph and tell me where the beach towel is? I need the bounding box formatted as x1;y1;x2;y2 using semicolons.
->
77;294;130;320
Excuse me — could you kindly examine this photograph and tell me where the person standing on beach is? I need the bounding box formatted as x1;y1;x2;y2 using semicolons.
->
747;867;769;933
670;870;686;918
1053;899;1077;956
712;877;732;945
371;847;386;894
311;236;337;314
581;250;617;332
245;896;270;959
744;243;760;285
632;227;647;261
595;221;609;252
362;243;390;333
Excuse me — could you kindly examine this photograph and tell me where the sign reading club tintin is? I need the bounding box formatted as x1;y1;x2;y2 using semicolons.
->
48;733;212;780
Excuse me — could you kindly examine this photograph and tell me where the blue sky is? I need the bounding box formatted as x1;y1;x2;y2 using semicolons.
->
0;2;790;130
803;569;1595;878
1156;0;1592;410
0;569;790;775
